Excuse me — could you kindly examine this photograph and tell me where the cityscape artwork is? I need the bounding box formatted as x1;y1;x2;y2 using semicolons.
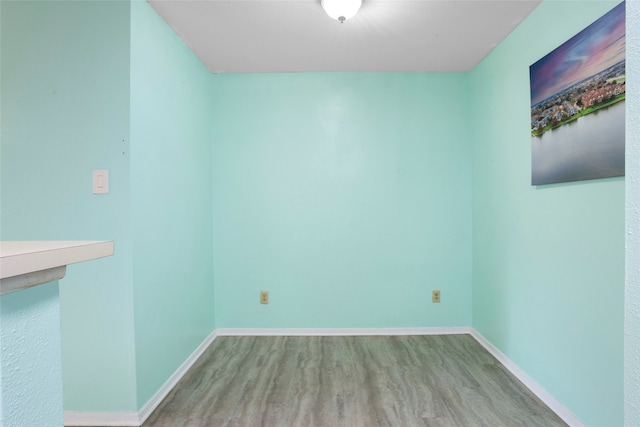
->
529;1;625;186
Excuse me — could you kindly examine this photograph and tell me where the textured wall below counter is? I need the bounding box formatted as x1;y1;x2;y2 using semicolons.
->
0;282;62;427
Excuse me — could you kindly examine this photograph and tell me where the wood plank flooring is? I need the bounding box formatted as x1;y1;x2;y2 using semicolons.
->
142;335;567;427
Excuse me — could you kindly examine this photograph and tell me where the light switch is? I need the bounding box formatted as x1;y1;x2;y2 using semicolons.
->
93;170;109;194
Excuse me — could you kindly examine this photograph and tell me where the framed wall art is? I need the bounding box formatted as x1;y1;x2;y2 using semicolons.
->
530;1;625;186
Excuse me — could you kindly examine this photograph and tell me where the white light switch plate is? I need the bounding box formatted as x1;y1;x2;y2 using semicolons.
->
93;170;109;194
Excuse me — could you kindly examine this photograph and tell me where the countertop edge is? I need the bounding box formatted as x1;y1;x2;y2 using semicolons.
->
0;241;115;280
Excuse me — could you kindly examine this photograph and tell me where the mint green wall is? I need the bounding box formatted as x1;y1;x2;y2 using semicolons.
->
130;1;216;407
469;1;624;425
625;0;640;424
0;0;137;412
211;73;472;329
1;282;63;427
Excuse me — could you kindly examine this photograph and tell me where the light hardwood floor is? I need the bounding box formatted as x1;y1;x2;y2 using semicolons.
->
140;335;567;426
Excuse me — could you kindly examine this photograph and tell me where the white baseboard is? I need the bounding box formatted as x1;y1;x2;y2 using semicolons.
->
216;327;473;336
64;328;218;427
469;329;585;427
137;329;219;425
64;411;139;426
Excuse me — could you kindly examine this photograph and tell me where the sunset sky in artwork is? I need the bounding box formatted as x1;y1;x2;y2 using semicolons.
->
530;1;625;106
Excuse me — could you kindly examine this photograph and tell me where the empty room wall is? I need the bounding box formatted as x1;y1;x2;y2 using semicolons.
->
211;73;472;329
130;0;216;408
469;1;624;425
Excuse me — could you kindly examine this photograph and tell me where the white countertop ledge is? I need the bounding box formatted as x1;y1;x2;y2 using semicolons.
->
0;241;114;295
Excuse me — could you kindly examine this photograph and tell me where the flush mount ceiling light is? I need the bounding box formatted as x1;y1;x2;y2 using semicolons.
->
321;0;362;23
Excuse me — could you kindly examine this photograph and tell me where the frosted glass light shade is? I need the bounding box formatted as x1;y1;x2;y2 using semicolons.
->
321;0;362;23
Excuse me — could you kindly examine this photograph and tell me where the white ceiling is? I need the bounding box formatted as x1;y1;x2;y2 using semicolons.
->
148;0;542;73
